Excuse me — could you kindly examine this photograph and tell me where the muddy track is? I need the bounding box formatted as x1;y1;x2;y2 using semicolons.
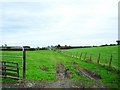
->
56;63;65;80
67;61;102;80
2;62;106;88
56;63;72;80
77;67;102;80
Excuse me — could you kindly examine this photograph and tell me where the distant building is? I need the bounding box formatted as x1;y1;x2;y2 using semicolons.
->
116;40;120;45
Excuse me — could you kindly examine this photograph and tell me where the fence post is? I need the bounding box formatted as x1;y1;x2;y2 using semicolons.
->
97;53;100;64
23;48;26;80
84;52;87;60
90;54;92;61
80;52;82;59
109;54;112;67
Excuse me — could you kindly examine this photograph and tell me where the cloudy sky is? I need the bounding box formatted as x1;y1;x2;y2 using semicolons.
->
0;0;119;47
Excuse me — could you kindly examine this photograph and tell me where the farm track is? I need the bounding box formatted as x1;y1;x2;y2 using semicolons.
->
2;62;107;88
56;63;65;80
1;80;86;88
2;80;106;88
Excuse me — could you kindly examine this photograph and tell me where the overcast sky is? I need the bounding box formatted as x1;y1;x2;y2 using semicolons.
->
0;0;119;47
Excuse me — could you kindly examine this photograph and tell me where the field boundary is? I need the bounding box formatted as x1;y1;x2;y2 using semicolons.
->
57;50;119;72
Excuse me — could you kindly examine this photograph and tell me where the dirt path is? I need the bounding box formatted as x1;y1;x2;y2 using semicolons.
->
77;67;102;80
2;80;87;88
56;63;65;80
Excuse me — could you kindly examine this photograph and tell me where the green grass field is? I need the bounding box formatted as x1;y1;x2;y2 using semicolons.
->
1;45;119;89
61;45;119;70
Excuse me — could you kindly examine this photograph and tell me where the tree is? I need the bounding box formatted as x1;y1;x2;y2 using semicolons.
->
57;44;61;48
1;45;4;48
37;46;40;50
4;44;7;47
65;45;67;47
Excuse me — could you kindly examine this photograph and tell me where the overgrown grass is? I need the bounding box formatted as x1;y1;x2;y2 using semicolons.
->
1;48;119;89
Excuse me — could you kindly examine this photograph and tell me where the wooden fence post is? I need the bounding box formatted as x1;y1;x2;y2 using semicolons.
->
97;53;100;64
80;52;82;59
90;54;92;61
23;48;26;80
84;52;87;60
109;54;112;67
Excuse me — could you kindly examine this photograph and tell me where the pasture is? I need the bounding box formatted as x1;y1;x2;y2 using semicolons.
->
60;45;119;69
1;45;119;89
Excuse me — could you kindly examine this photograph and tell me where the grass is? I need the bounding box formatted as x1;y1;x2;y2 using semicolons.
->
61;45;119;70
1;46;119;89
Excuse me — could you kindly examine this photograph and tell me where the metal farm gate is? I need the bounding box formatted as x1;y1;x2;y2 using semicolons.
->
0;47;26;80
